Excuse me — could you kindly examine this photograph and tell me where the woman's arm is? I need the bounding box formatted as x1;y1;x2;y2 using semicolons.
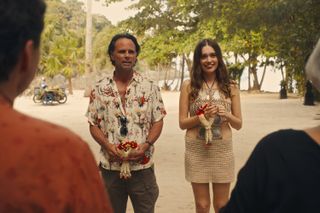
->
179;80;202;130
218;84;242;130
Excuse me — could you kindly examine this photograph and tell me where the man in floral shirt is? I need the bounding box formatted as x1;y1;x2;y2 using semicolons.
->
86;33;166;213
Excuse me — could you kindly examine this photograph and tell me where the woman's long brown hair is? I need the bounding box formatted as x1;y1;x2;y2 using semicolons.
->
189;39;231;101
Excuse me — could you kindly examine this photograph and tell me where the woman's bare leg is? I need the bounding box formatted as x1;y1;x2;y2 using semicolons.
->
191;182;211;213
212;183;230;213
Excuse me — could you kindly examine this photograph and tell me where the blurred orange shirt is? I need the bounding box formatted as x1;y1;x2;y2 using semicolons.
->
0;97;113;212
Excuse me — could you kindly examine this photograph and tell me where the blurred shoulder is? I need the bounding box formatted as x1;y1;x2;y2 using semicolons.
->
229;80;239;89
257;129;307;151
19;112;88;150
229;80;239;96
181;79;191;90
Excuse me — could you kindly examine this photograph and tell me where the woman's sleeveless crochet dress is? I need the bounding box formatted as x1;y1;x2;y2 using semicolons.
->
185;89;235;183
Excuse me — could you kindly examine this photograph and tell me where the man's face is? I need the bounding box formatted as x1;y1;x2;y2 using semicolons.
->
111;38;137;72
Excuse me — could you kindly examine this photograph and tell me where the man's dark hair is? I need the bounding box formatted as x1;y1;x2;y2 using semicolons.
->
0;0;46;82
107;33;140;65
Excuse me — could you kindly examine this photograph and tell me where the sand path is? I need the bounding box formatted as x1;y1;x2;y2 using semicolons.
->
15;91;319;212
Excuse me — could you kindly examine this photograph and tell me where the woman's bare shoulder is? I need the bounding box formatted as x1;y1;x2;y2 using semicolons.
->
181;79;191;91
229;81;239;90
228;81;240;97
182;79;191;86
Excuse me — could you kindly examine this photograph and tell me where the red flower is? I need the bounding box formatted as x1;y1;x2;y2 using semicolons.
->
117;141;150;165
140;96;145;106
196;103;208;115
130;142;138;149
118;141;138;152
139;155;150;165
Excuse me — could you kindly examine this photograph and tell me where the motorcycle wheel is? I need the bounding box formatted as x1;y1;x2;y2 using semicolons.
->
42;92;54;105
58;93;67;104
33;95;41;103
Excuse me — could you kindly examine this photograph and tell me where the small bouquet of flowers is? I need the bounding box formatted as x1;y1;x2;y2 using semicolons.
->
196;103;214;145
117;140;151;179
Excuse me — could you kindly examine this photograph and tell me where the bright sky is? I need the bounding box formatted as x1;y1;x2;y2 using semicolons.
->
81;0;137;25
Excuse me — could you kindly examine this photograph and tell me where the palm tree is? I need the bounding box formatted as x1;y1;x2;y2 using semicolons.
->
85;0;93;74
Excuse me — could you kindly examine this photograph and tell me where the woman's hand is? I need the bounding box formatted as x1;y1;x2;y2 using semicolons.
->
217;105;230;121
204;103;218;119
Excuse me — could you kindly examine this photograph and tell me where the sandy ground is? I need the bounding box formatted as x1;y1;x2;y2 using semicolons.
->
15;91;319;213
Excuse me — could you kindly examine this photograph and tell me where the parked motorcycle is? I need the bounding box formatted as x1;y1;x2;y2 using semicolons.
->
33;86;67;105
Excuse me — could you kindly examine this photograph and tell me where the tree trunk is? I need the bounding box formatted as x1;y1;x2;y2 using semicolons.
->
172;62;179;91
259;57;268;89
250;54;260;90
157;63;160;85
68;77;73;95
248;63;251;91
287;74;294;93
185;56;192;73
85;0;92;74
179;54;186;91
167;66;175;89
83;0;93;97
163;65;170;90
280;61;285;81
251;67;260;90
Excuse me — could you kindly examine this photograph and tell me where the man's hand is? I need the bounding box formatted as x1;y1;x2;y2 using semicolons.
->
105;142;122;159
127;143;150;161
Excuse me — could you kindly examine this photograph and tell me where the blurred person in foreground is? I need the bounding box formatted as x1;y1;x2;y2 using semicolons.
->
220;39;320;213
0;0;113;212
86;33;166;213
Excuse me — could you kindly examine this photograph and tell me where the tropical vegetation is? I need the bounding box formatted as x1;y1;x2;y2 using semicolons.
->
40;0;320;94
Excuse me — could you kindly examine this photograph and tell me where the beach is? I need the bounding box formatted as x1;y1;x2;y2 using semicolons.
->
15;91;319;212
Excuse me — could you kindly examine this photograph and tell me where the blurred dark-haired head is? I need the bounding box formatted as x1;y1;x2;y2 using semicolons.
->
0;0;46;82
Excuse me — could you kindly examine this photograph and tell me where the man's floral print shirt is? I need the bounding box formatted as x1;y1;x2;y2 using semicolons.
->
86;72;166;171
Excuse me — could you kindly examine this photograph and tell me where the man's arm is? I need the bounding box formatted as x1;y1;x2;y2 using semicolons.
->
128;119;164;160
144;119;164;146
89;125;121;158
128;83;166;160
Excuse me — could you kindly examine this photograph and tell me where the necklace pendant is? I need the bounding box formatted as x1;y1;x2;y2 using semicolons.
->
204;80;215;102
207;89;213;100
213;90;220;100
